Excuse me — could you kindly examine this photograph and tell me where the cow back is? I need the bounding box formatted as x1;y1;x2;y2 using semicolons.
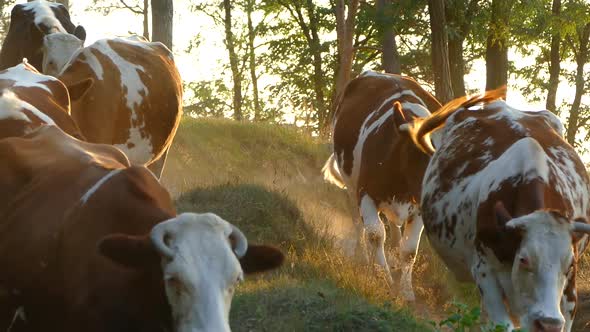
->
58;37;183;166
0;125;176;331
0;61;83;139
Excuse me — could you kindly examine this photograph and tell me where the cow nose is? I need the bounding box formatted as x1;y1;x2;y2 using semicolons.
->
533;317;563;332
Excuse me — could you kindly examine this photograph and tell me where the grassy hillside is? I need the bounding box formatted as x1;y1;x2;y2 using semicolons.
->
161;118;437;331
160;118;590;331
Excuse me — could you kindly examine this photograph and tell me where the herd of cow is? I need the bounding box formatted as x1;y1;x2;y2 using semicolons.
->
324;71;590;332
0;1;285;331
0;1;588;332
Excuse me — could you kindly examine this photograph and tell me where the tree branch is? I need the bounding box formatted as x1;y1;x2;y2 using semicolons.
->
119;0;143;14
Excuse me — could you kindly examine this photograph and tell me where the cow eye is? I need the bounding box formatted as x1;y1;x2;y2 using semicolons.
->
519;256;530;269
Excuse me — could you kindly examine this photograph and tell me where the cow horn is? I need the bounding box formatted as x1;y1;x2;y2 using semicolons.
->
229;224;248;258
150;222;176;260
572;221;590;234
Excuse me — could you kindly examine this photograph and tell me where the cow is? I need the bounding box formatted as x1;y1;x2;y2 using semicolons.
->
322;70;442;301
41;34;182;179
408;87;590;332
0;125;284;332
0;59;83;140
0;0;86;71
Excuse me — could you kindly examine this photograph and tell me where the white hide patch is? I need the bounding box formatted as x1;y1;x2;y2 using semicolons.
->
80;169;123;204
483;101;565;137
0;62;58;93
547;146;590;218
114;127;154;165
358;70;427;105
21;1;66;33
380;200;414;227
360;195;382;235
0;90;31;122
0;90;55;125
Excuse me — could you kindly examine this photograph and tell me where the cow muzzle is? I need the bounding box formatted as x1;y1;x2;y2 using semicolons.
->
532;317;564;332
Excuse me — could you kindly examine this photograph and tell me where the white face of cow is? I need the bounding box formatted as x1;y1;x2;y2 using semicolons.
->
42;33;83;76
151;213;247;332
506;211;574;332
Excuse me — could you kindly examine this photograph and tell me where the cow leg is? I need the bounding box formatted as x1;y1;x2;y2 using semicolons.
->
561;266;577;332
147;147;170;180
359;194;393;285
347;191;369;263
398;213;424;302
473;264;514;330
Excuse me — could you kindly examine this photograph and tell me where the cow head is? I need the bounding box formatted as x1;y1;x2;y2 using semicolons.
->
394;101;441;152
98;212;284;332
42;33;84;76
1;1;86;70
494;202;590;332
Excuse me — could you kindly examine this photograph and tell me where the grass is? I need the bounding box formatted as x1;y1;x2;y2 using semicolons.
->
161;117;590;331
163;117;437;330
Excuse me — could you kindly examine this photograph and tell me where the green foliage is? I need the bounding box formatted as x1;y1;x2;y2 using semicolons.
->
430;302;523;332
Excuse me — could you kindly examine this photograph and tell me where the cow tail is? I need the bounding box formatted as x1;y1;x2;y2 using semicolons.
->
322;153;346;189
408;86;507;156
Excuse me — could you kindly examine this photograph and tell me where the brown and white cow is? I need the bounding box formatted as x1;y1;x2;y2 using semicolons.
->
322;71;442;301
409;88;590;332
0;60;83;139
42;34;182;179
0;126;283;332
0;0;85;70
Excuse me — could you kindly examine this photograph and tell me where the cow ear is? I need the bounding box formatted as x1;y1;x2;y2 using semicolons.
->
67;78;94;101
238;244;284;274
392;101;408;132
74;26;86;42
10;4;24;20
98;234;160;269
477;201;511;244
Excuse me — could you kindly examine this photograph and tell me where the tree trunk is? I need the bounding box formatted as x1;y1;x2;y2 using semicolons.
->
223;0;242;121
485;0;512;91
546;0;561;114
151;0;173;50
376;0;400;74
304;0;328;131
448;37;466;97
428;0;453;103
566;23;590;146
445;0;479;98
247;0;261;121
143;0;149;40
334;0;360;100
